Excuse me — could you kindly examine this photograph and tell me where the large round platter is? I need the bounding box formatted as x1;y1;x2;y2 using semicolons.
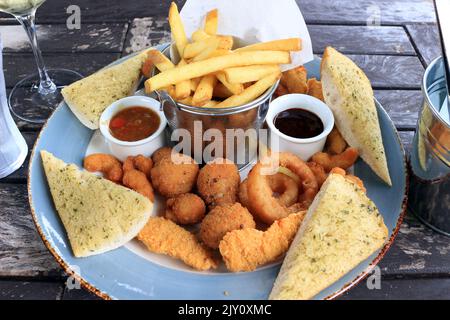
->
28;46;407;300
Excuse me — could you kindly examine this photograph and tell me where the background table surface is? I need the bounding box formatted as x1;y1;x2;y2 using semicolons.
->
0;0;448;300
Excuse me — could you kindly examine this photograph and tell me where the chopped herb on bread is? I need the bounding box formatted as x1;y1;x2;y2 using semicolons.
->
321;47;391;185
40;150;153;257
61;50;149;130
270;174;388;300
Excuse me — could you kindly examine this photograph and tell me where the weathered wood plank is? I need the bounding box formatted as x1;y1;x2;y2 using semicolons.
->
0;184;62;278
3;52;120;88
298;0;436;25
1;24;128;53
347;55;424;89
123;19;418;56
123;17;170;54
379;213;450;277
406;23;441;66
374;90;422;129
0;280;63;300
310;25;415;55
0;0;435;25
341;277;450;300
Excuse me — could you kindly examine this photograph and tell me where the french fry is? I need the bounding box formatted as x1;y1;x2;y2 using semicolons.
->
280;66;307;94
145;51;290;92
224;64;280;83
177;95;193;105
192;49;231;62
214;72;281;108
217;35;233;50
216;72;244;95
234;38;302;52
192;29;210;42
306;78;324;101
192;74;218;106
147;49;175;71
204;9;218;35
190;77;201;91
162;85;176;97
175;59;192;99
169;2;189;57
183;37;220;59
213;83;233;98
203;100;220;108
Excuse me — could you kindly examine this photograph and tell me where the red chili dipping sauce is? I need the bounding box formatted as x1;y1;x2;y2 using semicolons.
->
109;106;160;142
274;108;324;139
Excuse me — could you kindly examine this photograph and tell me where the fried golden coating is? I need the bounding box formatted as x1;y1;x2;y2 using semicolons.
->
123;169;154;202
219;212;306;272
325;127;347;155
151;147;173;165
307;161;328;188
150;151;199;197
239;173;299;210
165;193;206;225
123;155;153;179
306;78;324;101
311;147;359;172
247;152;318;224
84;153;123;183
200;203;255;249
137;217;218;271
197;158;240;208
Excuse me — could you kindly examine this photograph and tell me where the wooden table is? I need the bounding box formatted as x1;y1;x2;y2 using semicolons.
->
0;0;447;300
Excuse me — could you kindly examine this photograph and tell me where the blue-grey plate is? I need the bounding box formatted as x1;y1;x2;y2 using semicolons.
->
28;49;407;300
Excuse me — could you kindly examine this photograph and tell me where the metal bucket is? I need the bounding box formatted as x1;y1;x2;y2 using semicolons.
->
154;45;279;169
408;56;450;235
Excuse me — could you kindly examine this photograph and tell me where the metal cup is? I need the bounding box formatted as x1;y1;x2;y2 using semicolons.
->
0;39;28;179
408;56;450;235
154;45;279;169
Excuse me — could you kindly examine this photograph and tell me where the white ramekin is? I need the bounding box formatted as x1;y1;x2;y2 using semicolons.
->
99;96;167;161
266;94;334;160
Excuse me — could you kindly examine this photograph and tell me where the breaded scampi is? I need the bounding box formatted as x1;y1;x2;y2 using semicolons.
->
123;169;154;202
311;147;359;172
325;127;347;155
137;217;218;271
84;153;123;183
219;212;306;272
123;155;153;179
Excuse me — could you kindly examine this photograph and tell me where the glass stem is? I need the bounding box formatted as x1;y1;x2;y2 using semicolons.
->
16;11;56;95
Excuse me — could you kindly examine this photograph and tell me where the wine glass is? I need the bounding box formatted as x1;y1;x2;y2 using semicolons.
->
0;0;83;123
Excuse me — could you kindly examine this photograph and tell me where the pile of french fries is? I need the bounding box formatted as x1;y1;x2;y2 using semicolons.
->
143;2;302;108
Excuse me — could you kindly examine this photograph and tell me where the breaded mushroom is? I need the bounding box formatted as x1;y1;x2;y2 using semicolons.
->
150;151;199;197
197;158;240;209
199;203;255;249
152;147;173;165
165;193;206;225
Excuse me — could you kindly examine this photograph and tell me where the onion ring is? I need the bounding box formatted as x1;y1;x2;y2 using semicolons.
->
247;152;318;224
239;173;299;210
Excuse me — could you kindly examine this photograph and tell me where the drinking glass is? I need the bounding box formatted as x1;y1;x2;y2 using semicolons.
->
0;0;82;123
